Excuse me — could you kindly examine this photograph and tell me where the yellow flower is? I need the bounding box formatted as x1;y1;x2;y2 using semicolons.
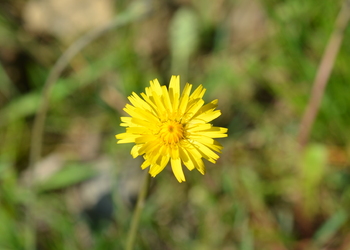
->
116;76;228;182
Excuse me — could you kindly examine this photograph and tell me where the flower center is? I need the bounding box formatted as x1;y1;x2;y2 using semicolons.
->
159;120;184;144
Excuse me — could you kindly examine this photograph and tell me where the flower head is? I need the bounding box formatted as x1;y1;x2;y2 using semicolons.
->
116;76;228;182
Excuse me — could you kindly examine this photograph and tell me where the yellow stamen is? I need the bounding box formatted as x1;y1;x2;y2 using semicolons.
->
159;120;184;144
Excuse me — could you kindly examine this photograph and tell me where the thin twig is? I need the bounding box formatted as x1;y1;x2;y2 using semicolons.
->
297;0;350;149
126;173;151;250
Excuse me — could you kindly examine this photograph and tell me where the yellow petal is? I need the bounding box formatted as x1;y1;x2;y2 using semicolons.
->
138;140;158;155
150;78;162;95
171;158;185;182
170;144;179;160
180;139;202;158
124;104;159;124
128;92;152;112
130;117;156;128
140;92;158;113
199;127;228;138
197;99;218;113
115;133;139;143
192;140;219;163
135;135;157;144
150;90;167;118
188;135;223;153
178;83;192;116
179;146;195;171
131;144;142;158
149;155;170;177
161;85;173;113
141;158;151;169
192;110;221;123
187;151;205;175
169;75;180;110
184;98;205;121
187;123;212;132
189;84;206;100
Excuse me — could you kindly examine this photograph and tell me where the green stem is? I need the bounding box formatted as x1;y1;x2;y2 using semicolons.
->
126;173;151;250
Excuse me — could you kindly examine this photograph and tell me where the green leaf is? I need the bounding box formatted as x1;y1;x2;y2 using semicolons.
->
301;143;328;189
0;52;116;127
170;8;199;75
37;163;96;192
314;210;347;245
300;143;328;215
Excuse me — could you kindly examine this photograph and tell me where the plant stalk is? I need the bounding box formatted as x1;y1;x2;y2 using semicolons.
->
126;173;151;250
297;0;350;149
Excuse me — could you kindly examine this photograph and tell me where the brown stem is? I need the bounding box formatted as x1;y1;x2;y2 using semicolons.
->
297;1;350;149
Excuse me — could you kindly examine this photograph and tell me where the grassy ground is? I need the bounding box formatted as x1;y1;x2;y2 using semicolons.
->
1;0;350;249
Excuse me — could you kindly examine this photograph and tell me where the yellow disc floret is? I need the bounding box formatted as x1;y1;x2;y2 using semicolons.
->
159;120;184;144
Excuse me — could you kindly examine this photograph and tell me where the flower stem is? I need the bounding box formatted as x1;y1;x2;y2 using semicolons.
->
126;172;151;250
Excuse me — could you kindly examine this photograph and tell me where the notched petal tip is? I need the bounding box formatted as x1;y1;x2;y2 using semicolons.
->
115;134;124;143
171;158;186;183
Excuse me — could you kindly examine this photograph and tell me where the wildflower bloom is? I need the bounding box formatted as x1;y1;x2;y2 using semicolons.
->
116;76;227;182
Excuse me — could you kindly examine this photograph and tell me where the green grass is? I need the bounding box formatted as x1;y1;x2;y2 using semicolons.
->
1;0;350;249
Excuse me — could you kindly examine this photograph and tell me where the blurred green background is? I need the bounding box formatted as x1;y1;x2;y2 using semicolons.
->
1;0;350;249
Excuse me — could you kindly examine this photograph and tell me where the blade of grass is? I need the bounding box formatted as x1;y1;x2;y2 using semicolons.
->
297;0;350;149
